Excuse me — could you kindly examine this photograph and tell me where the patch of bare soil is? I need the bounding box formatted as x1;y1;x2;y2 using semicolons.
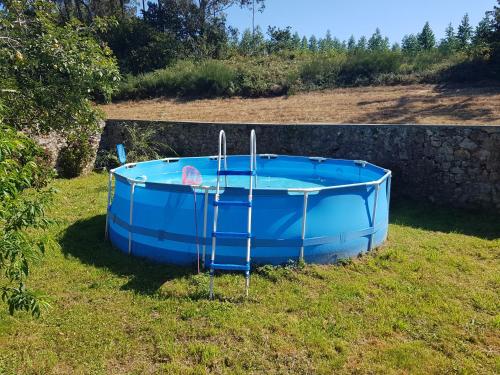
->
101;84;500;125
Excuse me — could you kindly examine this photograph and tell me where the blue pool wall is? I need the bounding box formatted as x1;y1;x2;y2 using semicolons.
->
107;156;391;266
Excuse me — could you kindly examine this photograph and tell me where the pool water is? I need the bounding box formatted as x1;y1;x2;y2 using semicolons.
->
141;171;350;189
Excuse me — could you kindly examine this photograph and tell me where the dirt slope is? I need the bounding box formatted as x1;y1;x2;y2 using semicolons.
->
102;84;500;125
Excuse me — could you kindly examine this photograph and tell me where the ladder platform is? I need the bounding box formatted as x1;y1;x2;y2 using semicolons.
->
218;170;256;176
214;200;252;207
213;231;251;239
210;263;250;272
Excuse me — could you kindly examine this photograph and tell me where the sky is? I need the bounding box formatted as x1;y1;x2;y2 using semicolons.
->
226;0;497;44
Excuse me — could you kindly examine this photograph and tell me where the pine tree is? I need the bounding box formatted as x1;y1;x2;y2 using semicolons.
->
308;35;318;52
402;34;420;55
457;13;473;50
472;15;494;49
301;36;309;50
418;22;436;50
239;28;254;55
391;42;401;52
357;36;367;51
347;35;356;52
292;32;301;50
318;30;334;52
252;26;266;55
368;28;389;52
439;23;458;53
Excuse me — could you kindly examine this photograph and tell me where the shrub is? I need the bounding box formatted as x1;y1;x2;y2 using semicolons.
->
115;56;301;100
299;55;344;88
337;51;403;85
115;60;237;100
230;55;299;97
0;124;54;317
58;133;95;178
121;123;178;162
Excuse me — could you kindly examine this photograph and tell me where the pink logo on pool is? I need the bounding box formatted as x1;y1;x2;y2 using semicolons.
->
182;166;203;185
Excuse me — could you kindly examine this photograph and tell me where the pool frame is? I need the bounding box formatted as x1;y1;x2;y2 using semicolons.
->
105;155;392;266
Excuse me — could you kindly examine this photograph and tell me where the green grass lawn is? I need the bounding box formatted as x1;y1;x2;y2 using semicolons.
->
0;172;499;374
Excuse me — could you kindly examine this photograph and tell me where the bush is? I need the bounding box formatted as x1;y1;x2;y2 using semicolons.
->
115;60;237;100
58;133;95;178
114;50;494;102
231;55;299;97
115;56;300;100
337;51;403;85
121;123;177;162
299;55;344;88
0;124;54;317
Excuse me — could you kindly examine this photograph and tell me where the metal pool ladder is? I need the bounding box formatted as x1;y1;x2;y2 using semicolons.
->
209;129;257;299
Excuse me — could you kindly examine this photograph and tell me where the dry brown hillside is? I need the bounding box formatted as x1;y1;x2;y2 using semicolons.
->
102;84;500;125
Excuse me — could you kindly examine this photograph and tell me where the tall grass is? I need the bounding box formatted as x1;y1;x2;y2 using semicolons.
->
114;52;477;101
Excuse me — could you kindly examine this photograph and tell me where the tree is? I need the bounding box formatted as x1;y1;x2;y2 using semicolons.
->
300;36;308;51
418;21;436;50
252;26;266;54
347;35;356;52
318;29;335;52
0;0;119;316
308;35;318;52
142;0;266;60
439;23;458;54
402;34;420;55
485;0;500;65
227;26;240;51
52;0;137;23
267;26;293;53
368;28;389;52
472;14;494;52
1;0;119;134
101;17;179;74
239;28;254;55
291;31;301;50
357;36;367;51
391;42;401;52
457;13;473;50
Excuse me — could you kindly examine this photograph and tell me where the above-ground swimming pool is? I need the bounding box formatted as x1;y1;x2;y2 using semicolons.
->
105;146;392;267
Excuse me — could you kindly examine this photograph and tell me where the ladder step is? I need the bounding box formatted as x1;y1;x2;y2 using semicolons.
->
213;231;251;239
218;170;256;176
210;263;250;272
214;200;252;207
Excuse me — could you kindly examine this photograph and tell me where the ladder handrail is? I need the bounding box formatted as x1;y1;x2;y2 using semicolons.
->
210;129;257;299
250;129;257;188
217;130;228;189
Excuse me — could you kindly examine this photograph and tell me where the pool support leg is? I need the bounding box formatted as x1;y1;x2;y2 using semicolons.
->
369;183;380;251
300;192;309;262
105;170;114;240
202;188;209;269
128;181;136;255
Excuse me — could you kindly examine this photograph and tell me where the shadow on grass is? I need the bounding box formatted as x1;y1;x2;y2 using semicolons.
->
59;214;196;296
59;202;499;297
390;199;500;240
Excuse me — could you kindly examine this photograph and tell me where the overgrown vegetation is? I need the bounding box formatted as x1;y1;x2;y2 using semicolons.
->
0;0;120;178
110;1;499;100
0;0;119;314
35;1;500;100
0;124;54;317
0;173;498;373
95;123;178;169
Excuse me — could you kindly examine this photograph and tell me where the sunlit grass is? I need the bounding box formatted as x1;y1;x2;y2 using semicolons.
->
0;172;498;374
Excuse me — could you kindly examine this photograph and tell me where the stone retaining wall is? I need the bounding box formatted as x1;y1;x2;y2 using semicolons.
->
101;120;500;211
